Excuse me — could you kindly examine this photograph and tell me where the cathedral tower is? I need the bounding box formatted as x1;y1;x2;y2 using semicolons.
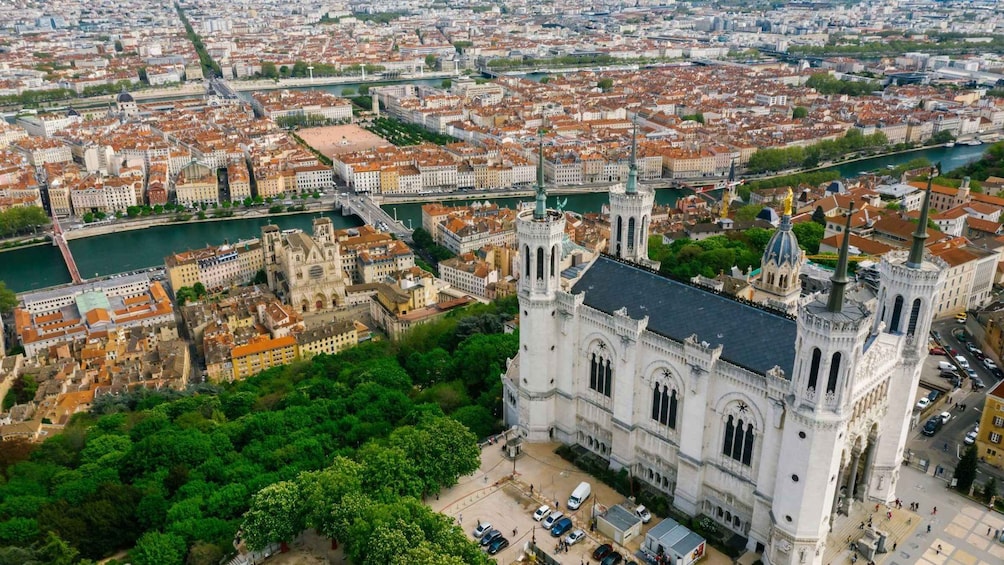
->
868;169;946;502
771;205;870;565
752;188;804;313
516;136;566;441
608;121;658;268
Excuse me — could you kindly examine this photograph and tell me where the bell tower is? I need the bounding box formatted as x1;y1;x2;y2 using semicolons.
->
608;120;658;268
516;134;566;441
752;188;804;314
770;205;870;565
868;169;946;502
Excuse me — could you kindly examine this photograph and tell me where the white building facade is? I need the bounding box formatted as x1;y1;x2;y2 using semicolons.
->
504;170;947;565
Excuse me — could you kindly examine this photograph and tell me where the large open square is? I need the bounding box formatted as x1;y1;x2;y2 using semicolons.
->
296;124;391;158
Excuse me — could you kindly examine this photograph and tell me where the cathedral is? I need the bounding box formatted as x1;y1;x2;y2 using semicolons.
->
502;137;946;565
261;218;347;313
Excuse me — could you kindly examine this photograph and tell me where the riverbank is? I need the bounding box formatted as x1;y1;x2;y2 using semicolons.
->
62;204;339;241
378;184;612;205
229;72;457;92
0;237;49;254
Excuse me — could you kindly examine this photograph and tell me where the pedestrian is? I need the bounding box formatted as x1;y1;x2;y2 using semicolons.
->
989;526;993;536
460;513;464;524
937;544;942;555
875;503;880;512
893;542;897;551
943;442;949;452
933;506;937;515
927;524;931;533
530;484;534;495
859;521;865;529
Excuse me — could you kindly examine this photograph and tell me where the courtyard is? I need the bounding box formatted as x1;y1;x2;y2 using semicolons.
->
295;124;391;158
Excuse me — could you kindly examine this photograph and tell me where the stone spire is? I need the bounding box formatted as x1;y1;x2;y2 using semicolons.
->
906;167;936;269
534;133;547;220
626;119;638;195
826;202;855;313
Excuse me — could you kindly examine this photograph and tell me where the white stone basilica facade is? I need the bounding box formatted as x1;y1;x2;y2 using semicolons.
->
502;159;947;565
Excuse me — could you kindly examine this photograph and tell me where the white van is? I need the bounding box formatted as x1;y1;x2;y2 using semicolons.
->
938;361;955;372
567;482;591;510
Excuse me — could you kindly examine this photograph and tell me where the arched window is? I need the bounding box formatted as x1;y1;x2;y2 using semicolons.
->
627;217;636;251
604;359;612;396
524;245;530;277
890;295;904;333
723;415;735;457
651;384;661;421
669;389;678;429
551;245;557;277
826;352;841;394
807;348;821;391
660;386;670;425
907;298;922;336
588;350;612;397
536;247;544;280
732;419;745;461
742;425;755;465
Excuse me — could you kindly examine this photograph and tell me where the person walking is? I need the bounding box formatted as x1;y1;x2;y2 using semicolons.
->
933;506;937;515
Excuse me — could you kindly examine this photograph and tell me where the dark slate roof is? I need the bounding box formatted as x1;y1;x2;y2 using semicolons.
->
571;256;796;377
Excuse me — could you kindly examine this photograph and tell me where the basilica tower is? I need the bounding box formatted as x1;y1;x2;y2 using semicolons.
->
516;136;566;441
752;188;804;314
770;205;870;565
609;121;658;268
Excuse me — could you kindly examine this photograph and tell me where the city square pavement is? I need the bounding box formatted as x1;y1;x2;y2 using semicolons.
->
823;465;1004;565
428;440;733;565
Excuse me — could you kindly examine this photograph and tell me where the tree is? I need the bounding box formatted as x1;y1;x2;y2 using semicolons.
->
193;282;207;297
130;531;186;565
982;476;997;504
792;106;809;119
597;78;614;91
792;221;825;254
812;206;827;225
0;280;16;313
735;204;761;222
441;79;452;89
955;445;978;493
241;481;307;550
425;54;437;69
261;62;279;79
186;542;224;565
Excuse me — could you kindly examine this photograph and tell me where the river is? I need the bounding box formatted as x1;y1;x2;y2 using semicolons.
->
0;136;990;292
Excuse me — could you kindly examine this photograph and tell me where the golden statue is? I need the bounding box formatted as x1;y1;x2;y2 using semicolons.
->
783;187;794;216
721;190;732;220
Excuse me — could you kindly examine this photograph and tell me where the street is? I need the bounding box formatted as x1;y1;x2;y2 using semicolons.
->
906;317;1004;488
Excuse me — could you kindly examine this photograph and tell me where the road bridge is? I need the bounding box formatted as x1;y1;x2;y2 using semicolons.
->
51;215;83;285
337;193;414;242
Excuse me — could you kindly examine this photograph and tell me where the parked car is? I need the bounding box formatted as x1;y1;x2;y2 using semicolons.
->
550;517;574;537
480;529;503;547
940;368;959;378
985;358;998;371
542;511;564;530
973;376;986;390
966;342;979;353
956;331;968;342
931;330;943;343
916;397;931;410
593;544;614;560
930;346;947;355
635;505;652;523
928;390;941;402
966;368;978;380
956;312;968;323
939;411;952;424
922;417;942;436
965;428;979;445
473;522;493;539
601;552;625;565
955;355;970;369
533;505;551;522
487;537;509;555
565;529;586;546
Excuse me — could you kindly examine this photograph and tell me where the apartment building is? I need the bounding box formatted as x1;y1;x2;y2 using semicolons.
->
230;335;297;380
165;239;264;292
296;320;358;358
335;225;416;284
227;162;252;201
439;254;499;298
69;176;140;214
175;161;219;205
975;380;1004;468
929;239;999;317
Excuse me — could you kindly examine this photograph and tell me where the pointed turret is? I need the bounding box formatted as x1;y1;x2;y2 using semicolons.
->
534;134;547;220
625;119;638;195
906;167;936;269
826;202;855;313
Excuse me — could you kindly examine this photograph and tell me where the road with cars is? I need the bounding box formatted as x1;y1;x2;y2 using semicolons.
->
906;316;1004;487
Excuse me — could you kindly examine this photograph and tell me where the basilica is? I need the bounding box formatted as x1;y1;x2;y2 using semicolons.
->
502;133;945;565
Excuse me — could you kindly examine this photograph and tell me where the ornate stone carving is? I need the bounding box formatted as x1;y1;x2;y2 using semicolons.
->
805;386;816;403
